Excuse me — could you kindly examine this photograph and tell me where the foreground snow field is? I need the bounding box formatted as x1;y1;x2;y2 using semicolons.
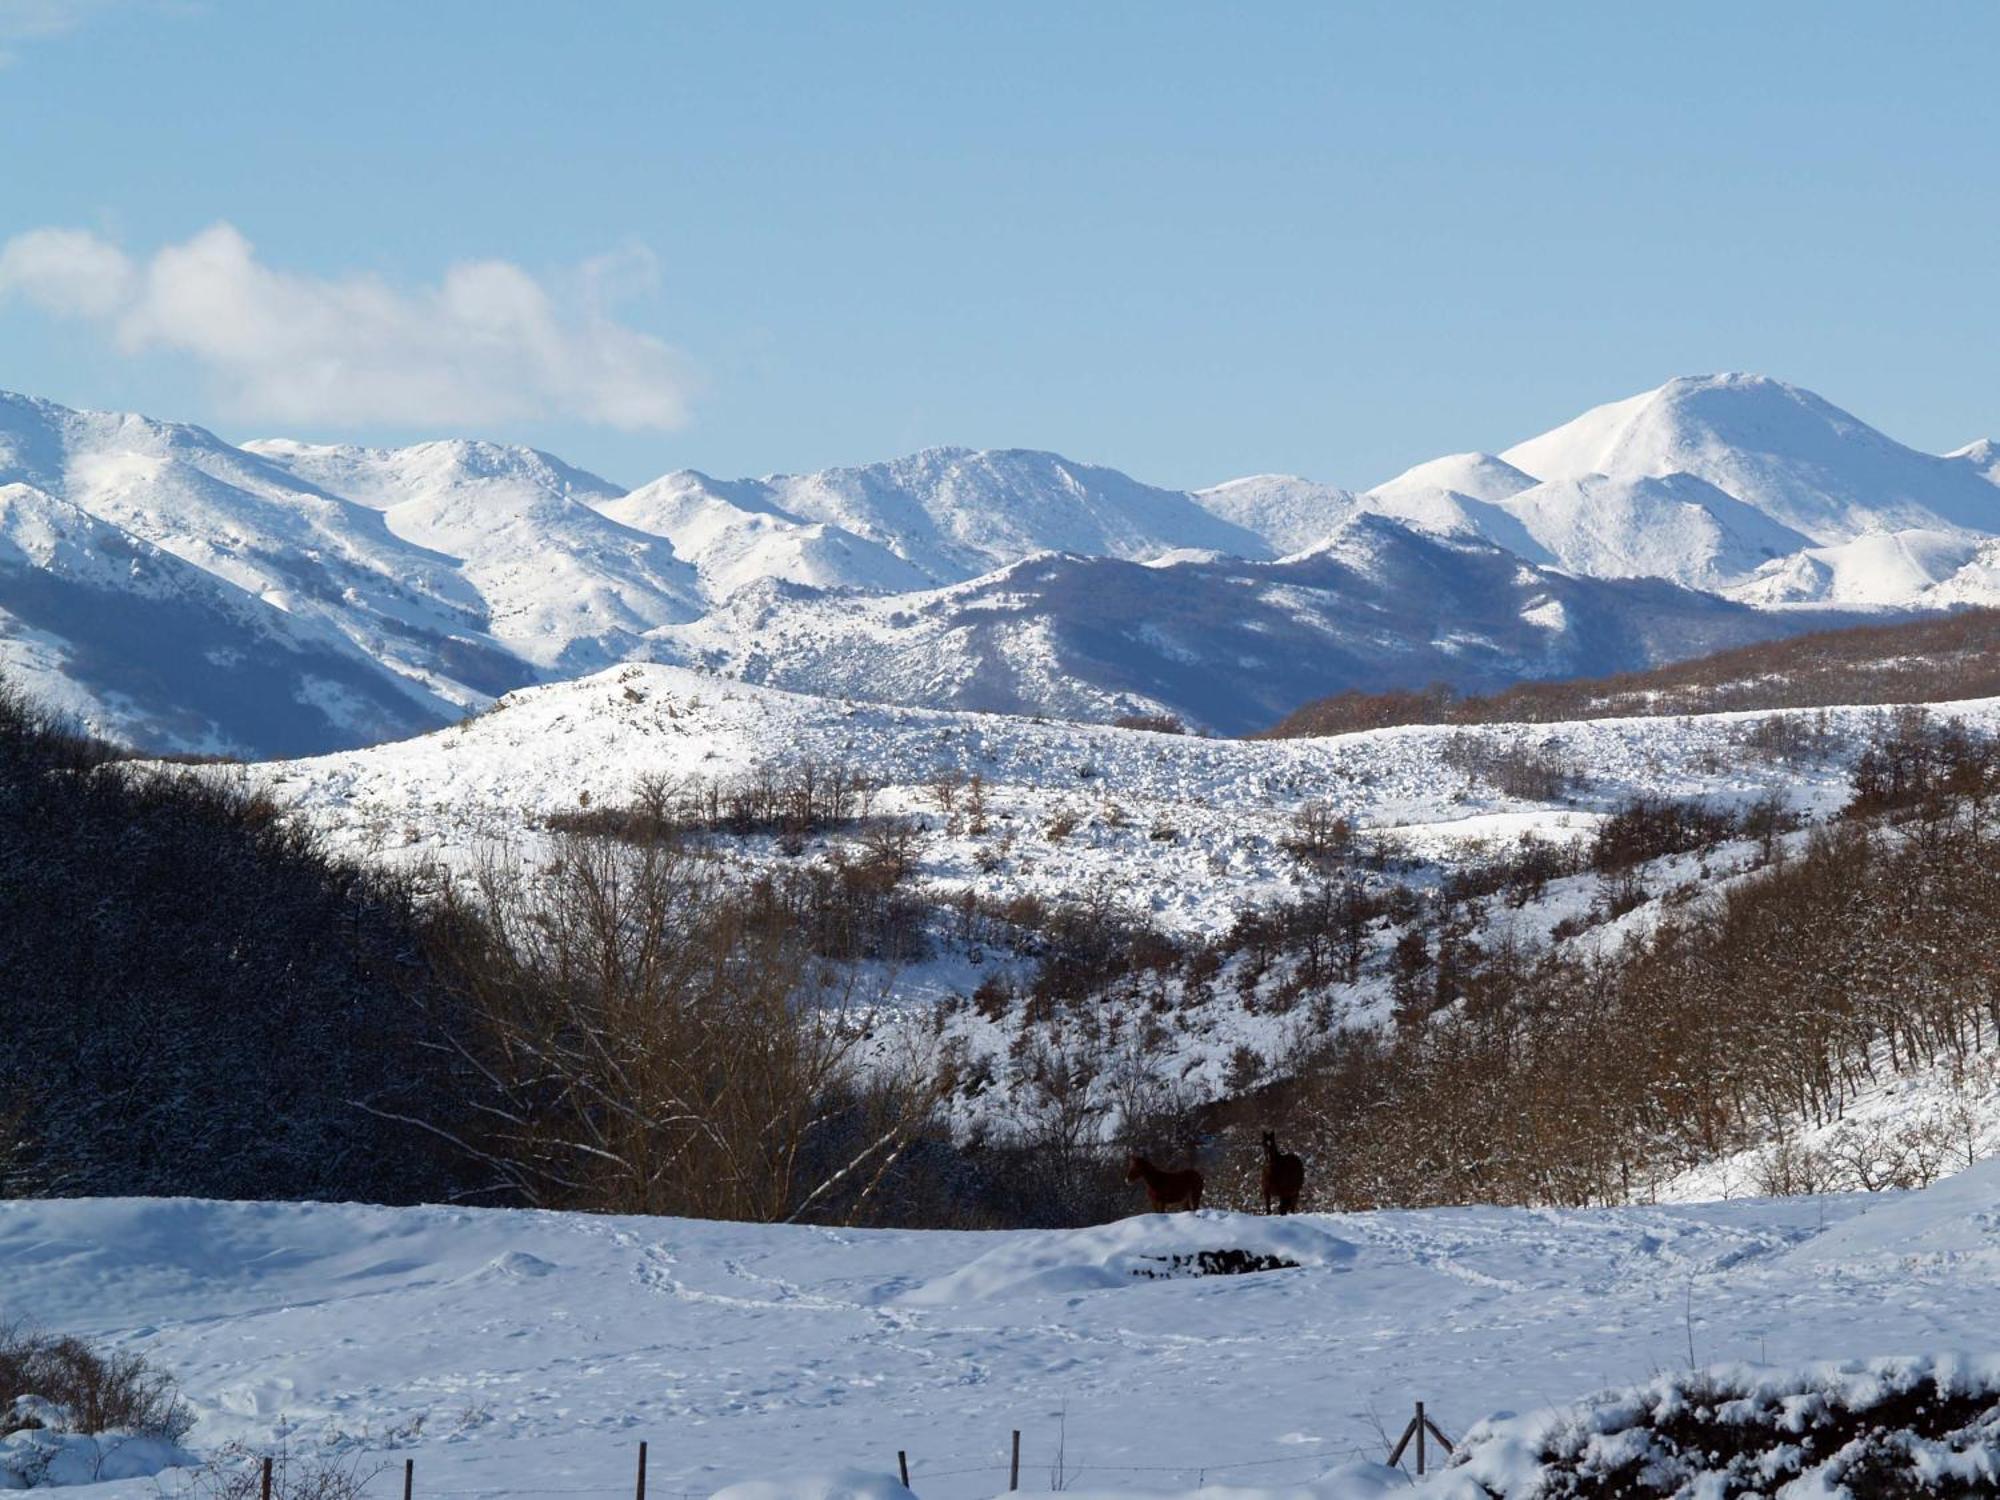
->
6;1160;1999;1498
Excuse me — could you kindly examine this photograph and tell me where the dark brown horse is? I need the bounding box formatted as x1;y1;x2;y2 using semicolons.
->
1261;1131;1304;1215
1126;1153;1203;1212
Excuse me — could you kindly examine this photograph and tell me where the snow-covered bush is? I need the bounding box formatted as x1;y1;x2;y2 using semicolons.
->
0;1324;196;1490
1449;1358;2000;1497
0;1325;192;1445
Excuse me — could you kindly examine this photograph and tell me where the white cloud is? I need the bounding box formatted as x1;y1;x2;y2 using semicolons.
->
0;228;136;315
0;222;693;431
0;0;131;65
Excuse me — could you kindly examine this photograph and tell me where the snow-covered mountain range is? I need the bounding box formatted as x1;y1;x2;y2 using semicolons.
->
2;375;1994;754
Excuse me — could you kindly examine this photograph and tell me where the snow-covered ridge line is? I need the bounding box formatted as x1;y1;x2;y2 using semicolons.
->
237;660;2000;938
6;373;1999;757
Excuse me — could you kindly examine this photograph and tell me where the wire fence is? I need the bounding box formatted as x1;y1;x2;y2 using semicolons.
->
246;1406;1453;1500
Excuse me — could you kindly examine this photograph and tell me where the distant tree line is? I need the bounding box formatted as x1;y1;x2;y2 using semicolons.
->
1261;608;2000;738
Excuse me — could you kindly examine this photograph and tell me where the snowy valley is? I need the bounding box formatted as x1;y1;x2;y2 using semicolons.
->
9;374;2000;1500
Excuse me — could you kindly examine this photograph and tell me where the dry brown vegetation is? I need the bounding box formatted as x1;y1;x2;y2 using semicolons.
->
1262;609;2000;738
0;1324;193;1441
1273;721;2000;1209
418;835;948;1222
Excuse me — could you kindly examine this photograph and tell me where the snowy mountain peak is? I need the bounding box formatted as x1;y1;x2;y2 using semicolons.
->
1500;373;2000;543
620;444;1275;588
1191;473;1359;555
1367;450;1538;506
243;435;623;510
3;378;1995;757
1950;438;2000;484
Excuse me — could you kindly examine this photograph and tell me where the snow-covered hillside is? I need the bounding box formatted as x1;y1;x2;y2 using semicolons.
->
0;480;450;754
598;472;934;598
241;657;1973;939
230;659;2000;1169
642;519;1832;735
244;438;707;670
5;1165;2000;1499
5;374;1997;755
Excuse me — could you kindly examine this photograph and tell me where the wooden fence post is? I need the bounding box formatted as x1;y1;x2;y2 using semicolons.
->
1387;1401;1457;1476
897;1452;909;1488
403;1458;413;1500
1009;1430;1021;1491
261;1457;272;1500
636;1441;648;1500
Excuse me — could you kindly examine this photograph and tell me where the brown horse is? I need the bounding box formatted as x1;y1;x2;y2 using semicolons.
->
1126;1153;1203;1212
1261;1131;1304;1215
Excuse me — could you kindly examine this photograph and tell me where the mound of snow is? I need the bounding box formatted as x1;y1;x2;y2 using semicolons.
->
897;1212;1353;1305
454;1249;559;1283
709;1471;916;1500
1777;1152;2000;1272
0;1427;195;1490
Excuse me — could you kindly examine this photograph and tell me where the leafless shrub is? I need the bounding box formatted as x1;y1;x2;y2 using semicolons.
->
1282;801;1353;865
0;1325;193;1441
927;767;965;814
422;836;945;1222
1111;713;1185;735
1441;733;1574;801
174;1439;384;1500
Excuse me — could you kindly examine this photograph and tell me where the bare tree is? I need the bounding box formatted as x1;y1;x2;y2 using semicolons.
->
425;835;942;1222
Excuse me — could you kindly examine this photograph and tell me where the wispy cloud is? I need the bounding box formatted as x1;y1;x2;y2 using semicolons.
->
0;223;694;431
0;0;139;65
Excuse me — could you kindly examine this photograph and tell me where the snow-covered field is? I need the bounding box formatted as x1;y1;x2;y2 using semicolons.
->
6;1158;2000;1498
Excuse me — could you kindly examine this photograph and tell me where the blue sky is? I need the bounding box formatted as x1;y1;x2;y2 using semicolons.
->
1;1;1995;489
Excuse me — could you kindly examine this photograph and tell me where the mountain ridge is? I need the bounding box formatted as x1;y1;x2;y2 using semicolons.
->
0;374;1992;755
